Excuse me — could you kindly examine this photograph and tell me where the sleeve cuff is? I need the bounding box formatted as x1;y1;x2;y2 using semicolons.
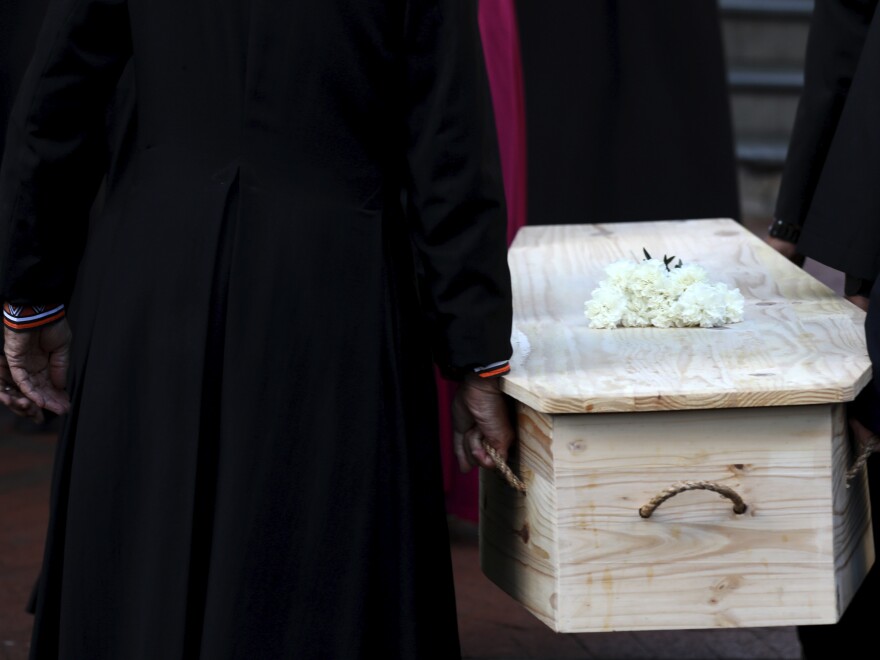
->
3;303;66;331
473;360;510;378
768;218;802;243
845;275;874;298
849;379;880;436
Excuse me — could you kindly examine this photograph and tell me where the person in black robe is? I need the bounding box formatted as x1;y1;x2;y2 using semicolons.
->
0;0;51;158
0;0;136;426
0;0;51;424
515;0;740;225
0;1;515;657
771;1;880;656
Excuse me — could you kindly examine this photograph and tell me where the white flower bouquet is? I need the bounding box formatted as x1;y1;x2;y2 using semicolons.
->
584;251;745;329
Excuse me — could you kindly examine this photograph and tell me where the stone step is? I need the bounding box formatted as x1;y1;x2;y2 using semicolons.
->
738;164;783;221
719;0;813;17
728;68;803;93
719;1;811;212
719;0;813;19
730;91;800;142
736;138;789;169
727;67;803;162
720;0;811;69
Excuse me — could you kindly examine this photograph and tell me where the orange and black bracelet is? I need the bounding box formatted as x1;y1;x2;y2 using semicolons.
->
473;360;510;379
2;303;66;331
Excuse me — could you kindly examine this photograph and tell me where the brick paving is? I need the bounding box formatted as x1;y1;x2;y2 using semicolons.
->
0;415;55;660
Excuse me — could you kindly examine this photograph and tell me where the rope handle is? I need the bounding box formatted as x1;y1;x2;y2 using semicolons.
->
639;481;747;519
846;436;880;486
482;440;527;493
483;428;876;502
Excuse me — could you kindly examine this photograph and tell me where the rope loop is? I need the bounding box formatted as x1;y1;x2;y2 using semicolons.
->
639;481;747;519
482;440;527;493
846;436;880;486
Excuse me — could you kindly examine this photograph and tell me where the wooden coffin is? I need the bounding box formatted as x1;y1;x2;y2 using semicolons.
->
480;219;874;632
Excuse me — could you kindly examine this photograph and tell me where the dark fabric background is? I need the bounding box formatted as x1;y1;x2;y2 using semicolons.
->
0;0;51;156
515;0;740;226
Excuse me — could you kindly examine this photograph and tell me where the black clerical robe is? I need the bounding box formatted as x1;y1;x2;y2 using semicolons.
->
0;1;512;658
0;0;50;157
775;2;880;657
776;0;880;280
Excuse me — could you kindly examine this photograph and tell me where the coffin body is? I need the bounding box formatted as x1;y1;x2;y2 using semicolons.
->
482;220;875;631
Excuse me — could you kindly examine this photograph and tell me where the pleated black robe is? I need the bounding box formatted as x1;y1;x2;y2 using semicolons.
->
0;1;513;658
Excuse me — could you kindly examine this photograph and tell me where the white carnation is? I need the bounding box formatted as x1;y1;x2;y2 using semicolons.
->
584;284;628;329
724;288;745;322
584;257;745;329
667;264;707;296
603;259;638;287
672;282;727;327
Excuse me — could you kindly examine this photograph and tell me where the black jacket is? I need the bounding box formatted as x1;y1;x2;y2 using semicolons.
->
776;0;880;280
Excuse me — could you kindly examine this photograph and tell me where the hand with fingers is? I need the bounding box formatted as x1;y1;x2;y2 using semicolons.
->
846;294;870;312
451;373;515;473
0;352;46;423
766;219;805;267
2;321;72;417
766;236;805;267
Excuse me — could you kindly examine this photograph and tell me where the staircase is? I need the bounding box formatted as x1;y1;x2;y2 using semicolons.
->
719;0;813;228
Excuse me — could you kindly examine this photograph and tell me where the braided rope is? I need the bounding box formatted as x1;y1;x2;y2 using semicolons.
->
639;481;747;519
482;441;527;493
846;436;880;486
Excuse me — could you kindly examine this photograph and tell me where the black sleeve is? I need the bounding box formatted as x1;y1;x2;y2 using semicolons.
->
775;0;878;227
854;280;880;434
403;0;513;377
0;0;132;305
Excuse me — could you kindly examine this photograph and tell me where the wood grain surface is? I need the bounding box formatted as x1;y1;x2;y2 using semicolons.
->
502;219;872;413
480;402;875;632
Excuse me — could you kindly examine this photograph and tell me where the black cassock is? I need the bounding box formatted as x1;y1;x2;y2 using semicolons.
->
0;1;512;658
775;1;880;657
776;0;880;281
0;0;50;157
515;0;740;225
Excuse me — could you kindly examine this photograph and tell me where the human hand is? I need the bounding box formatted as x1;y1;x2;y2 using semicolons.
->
766;236;805;267
451;374;515;473
0;352;45;423
846;294;869;312
3;321;72;416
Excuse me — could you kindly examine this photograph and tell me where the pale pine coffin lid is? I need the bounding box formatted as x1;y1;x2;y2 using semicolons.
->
502;218;872;414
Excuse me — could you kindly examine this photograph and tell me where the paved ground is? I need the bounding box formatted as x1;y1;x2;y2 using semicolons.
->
0;417;55;660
